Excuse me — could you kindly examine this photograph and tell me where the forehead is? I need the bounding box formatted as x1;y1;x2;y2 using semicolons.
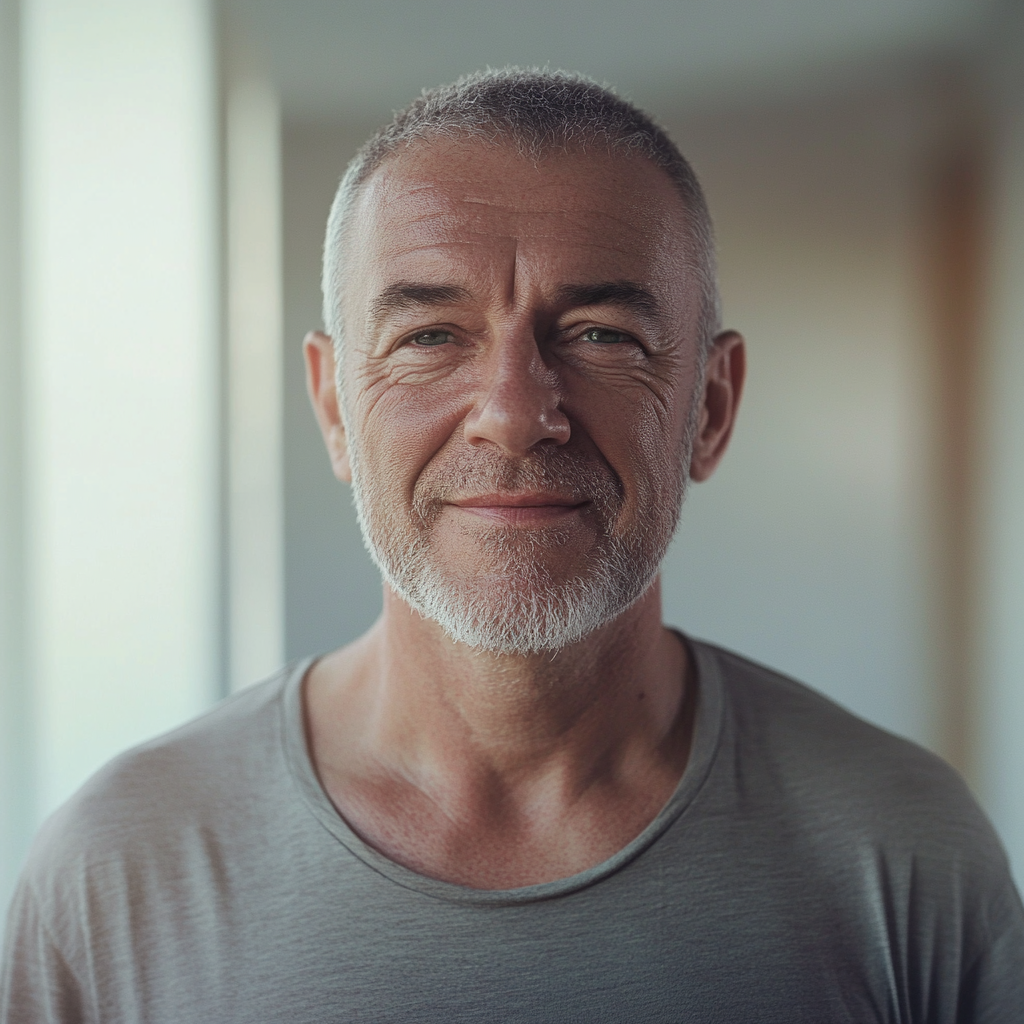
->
343;139;693;306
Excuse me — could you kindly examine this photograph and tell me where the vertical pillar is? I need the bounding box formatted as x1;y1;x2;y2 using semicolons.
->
225;44;284;692
0;0;31;919
979;5;1024;886
923;125;987;784
22;0;220;816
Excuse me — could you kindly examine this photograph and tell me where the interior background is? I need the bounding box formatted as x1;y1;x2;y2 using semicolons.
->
3;0;1023;922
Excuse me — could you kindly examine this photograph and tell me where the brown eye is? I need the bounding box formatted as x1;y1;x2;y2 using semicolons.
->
581;328;630;345
411;330;455;347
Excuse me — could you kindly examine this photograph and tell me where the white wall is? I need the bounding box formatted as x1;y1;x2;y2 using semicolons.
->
21;0;220;817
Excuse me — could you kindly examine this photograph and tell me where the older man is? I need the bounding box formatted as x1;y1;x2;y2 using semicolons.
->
3;69;1023;1023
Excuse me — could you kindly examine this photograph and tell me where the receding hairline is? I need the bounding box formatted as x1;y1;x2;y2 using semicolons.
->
343;130;699;240
347;120;699;199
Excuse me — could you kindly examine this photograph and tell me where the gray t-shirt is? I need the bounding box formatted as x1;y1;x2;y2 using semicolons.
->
3;639;1023;1022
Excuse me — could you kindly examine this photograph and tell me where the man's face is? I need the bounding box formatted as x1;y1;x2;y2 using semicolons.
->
334;139;705;654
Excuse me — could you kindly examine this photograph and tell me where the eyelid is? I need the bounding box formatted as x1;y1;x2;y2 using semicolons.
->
398;325;459;348
569;324;645;349
583;327;630;341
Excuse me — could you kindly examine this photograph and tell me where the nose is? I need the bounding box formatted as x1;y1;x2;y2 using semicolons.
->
463;331;570;455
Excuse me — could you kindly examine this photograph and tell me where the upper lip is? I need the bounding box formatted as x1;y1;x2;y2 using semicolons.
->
450;492;585;508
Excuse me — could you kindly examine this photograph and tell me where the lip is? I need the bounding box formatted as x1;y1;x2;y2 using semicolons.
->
449;492;587;525
452;492;582;508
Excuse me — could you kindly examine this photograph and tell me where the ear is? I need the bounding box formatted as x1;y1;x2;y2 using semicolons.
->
689;330;746;483
304;330;352;483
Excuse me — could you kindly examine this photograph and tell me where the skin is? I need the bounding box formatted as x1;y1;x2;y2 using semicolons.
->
304;138;745;889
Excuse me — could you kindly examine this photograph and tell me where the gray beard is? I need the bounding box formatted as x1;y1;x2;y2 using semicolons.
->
361;514;659;657
344;406;697;657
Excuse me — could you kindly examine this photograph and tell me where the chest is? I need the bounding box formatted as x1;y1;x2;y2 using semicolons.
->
83;840;919;1024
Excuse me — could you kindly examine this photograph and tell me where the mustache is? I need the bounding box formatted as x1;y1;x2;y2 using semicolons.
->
413;444;624;522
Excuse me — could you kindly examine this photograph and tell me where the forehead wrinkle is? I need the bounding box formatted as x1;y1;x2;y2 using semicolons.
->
376;181;663;228
434;205;657;233
378;226;644;255
366;236;678;311
366;188;674;257
378;237;512;256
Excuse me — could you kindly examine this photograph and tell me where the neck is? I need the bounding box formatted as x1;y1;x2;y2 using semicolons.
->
411;580;677;737
305;577;693;887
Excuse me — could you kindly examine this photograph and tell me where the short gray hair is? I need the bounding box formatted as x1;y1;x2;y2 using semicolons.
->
321;67;721;365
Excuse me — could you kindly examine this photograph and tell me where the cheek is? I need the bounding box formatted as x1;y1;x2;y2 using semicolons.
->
567;380;689;508
354;377;471;496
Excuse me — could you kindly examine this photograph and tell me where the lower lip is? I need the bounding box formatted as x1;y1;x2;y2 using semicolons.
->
452;503;586;526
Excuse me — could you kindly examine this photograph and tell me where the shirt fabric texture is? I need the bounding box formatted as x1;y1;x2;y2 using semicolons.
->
3;638;1023;1022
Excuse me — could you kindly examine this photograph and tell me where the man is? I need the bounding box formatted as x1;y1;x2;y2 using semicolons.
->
3;68;1023;1022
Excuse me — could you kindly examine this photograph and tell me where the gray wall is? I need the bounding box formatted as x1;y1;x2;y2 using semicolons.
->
660;80;937;747
282;120;381;662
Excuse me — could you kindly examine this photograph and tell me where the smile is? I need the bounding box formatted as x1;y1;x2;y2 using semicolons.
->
448;493;589;526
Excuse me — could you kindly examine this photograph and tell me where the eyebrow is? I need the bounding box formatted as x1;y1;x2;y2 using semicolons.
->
368;282;473;328
554;281;662;321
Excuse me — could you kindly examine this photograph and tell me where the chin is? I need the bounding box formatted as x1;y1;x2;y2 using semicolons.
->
396;550;657;657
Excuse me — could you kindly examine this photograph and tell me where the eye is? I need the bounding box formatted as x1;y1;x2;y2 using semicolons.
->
580;327;632;345
410;329;455;347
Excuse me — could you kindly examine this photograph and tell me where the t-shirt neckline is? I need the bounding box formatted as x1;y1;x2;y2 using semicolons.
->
280;632;725;907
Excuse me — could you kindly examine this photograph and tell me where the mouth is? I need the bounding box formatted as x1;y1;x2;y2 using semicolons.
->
448;492;589;526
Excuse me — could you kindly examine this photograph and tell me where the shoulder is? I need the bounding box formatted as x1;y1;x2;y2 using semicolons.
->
695;637;964;792
20;663;306;911
691;638;1006;869
690;638;1024;1016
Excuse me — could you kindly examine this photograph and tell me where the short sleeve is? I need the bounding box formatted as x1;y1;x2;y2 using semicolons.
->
1;878;87;1024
